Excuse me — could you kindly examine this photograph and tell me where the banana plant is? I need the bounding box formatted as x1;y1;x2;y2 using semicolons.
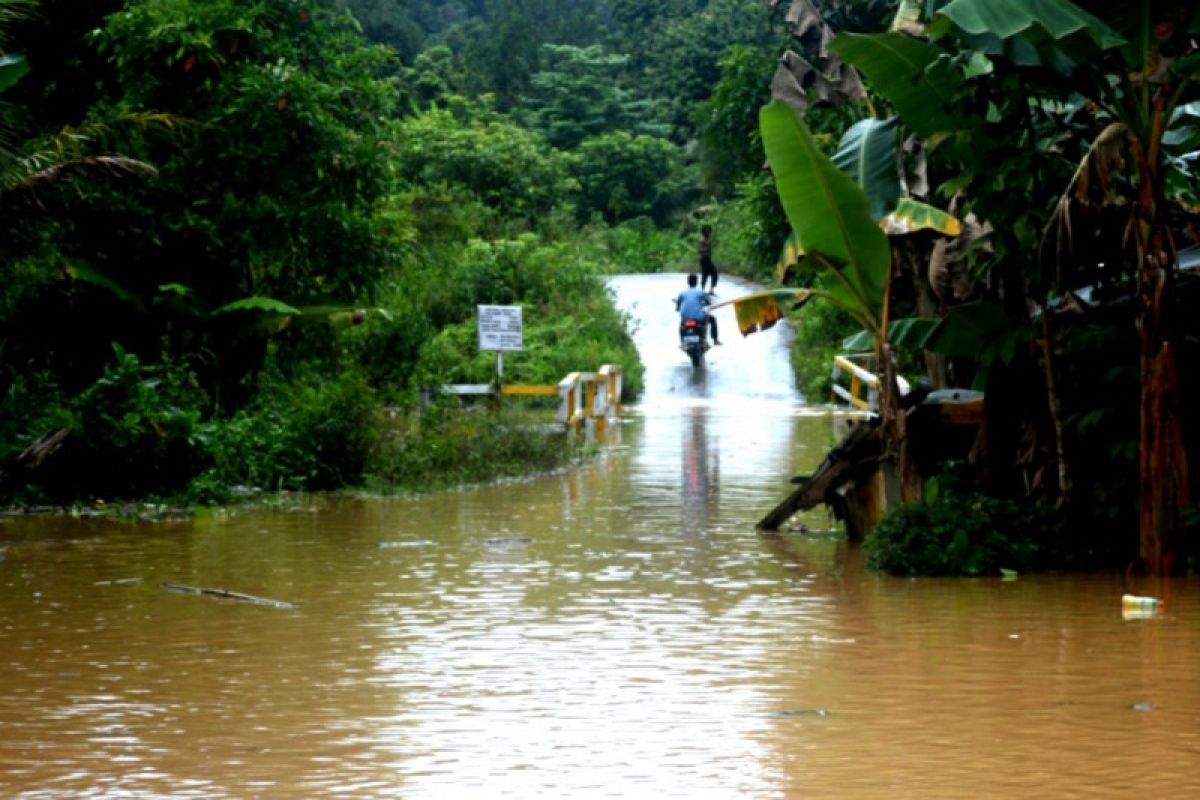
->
770;113;963;367
761;98;928;503
829;0;1198;573
760;99;892;338
943;0;1197;575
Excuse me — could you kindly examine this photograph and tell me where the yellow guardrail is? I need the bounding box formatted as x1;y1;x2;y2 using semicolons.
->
441;364;623;444
830;354;910;413
830;354;878;411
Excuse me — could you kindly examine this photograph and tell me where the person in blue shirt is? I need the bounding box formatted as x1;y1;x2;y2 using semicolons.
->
675;273;721;345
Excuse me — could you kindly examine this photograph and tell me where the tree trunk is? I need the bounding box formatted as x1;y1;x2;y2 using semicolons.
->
1039;309;1072;507
905;240;948;387
1132;119;1192;576
878;253;920;505
1136;238;1191;575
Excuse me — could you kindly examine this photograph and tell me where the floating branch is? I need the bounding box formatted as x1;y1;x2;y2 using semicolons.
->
161;582;295;609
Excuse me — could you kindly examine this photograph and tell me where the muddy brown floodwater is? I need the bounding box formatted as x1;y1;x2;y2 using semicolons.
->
1;274;1197;798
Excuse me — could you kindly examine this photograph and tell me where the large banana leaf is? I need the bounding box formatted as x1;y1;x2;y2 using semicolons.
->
828;33;963;137
1164;102;1200;153
924;300;1026;366
711;289;813;336
760;100;890;332
843;317;939;352
843;303;1025;382
831;117;901;221
777;199;963;278
881;197;963;236
935;0;1125;51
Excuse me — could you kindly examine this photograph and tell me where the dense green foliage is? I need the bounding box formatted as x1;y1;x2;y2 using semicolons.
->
763;0;1199;574
865;465;1064;577
3;0;699;506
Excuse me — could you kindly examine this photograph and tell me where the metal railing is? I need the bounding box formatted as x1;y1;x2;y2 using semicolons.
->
830;354;908;413
830;354;878;411
438;364;623;444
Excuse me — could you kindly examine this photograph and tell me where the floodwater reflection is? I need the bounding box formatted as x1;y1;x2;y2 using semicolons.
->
0;275;1197;797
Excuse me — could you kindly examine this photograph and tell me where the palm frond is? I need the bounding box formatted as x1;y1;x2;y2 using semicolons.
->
3;154;157;196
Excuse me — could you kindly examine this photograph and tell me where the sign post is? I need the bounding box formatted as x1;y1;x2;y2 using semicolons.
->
477;305;524;389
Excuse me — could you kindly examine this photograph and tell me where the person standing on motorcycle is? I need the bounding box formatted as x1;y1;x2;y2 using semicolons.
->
675;273;721;345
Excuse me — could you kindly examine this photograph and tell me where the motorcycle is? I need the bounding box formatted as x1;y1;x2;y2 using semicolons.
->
679;317;710;369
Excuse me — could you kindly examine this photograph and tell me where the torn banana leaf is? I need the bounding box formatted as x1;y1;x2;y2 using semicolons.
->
881;197;962;236
775;230;807;283
711;289;814;336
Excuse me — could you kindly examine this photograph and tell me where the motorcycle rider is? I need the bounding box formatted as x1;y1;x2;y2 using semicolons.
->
674;273;721;345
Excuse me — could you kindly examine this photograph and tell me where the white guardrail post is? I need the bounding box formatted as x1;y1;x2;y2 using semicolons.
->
558;372;582;443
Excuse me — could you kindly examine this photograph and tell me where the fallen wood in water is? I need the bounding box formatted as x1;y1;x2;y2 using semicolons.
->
758;390;986;535
161;582;295;609
757;419;881;533
0;427;71;494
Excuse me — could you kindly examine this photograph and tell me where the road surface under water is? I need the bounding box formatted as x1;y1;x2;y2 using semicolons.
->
1;274;1197;798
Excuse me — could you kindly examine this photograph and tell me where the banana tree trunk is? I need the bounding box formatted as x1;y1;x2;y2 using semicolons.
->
877;255;921;505
1136;229;1191;575
877;344;920;505
903;239;948;387
1132;115;1192;575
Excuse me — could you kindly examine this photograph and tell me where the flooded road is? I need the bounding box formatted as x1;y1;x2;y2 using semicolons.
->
2;274;1198;798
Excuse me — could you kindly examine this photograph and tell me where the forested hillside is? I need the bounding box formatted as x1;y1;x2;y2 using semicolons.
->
0;0;802;506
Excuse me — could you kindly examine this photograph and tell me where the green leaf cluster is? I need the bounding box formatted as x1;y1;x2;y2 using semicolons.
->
865;464;1064;576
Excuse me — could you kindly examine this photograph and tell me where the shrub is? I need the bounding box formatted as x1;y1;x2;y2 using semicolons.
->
3;344;207;503
188;369;378;501
865;466;1064;577
576;218;691;275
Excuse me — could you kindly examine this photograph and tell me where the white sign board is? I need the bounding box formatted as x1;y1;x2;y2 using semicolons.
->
477;305;523;352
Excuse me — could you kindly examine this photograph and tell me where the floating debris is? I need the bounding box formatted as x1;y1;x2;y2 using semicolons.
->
378;540;434;549
770;709;829;718
161;582;295;609
484;537;531;546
